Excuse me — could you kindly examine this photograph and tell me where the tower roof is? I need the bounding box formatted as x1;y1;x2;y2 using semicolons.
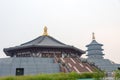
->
86;33;103;47
4;27;85;56
86;33;104;59
86;40;103;47
21;35;70;47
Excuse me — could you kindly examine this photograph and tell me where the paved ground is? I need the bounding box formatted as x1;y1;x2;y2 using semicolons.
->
78;77;114;80
104;77;114;80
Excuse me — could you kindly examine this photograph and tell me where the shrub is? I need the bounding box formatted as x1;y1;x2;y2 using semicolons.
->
114;70;120;80
93;71;105;80
0;72;105;80
79;73;94;79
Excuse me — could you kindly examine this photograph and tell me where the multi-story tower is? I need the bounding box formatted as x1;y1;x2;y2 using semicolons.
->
86;33;120;72
86;33;104;59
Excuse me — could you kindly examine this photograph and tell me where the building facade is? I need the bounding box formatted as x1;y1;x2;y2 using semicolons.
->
0;27;85;76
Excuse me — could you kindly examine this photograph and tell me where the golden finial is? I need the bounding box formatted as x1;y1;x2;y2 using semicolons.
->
43;26;48;36
92;32;95;40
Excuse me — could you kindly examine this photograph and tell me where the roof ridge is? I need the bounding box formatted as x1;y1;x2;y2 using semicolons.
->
37;36;45;44
48;36;66;45
21;37;40;46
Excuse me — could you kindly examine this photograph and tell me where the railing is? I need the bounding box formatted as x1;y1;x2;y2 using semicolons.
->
54;56;71;72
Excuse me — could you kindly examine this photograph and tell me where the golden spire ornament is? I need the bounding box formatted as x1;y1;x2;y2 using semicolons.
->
43;26;48;36
92;32;95;40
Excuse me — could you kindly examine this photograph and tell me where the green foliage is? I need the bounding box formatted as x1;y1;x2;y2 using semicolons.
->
93;71;105;80
79;73;94;78
0;72;106;80
0;76;16;80
114;70;120;80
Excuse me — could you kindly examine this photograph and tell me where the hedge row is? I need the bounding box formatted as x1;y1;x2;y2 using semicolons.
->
0;72;105;80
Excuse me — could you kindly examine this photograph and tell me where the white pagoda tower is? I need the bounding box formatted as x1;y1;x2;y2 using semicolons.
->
86;33;104;59
86;33;120;72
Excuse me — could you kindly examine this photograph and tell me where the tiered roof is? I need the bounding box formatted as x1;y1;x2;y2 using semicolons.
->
4;27;85;56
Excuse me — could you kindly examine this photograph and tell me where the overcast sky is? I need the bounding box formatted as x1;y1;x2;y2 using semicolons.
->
0;0;120;63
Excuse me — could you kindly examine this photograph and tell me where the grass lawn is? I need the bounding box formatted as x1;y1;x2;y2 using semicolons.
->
78;79;94;80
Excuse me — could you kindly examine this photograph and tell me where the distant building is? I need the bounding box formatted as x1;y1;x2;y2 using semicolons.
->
0;27;96;76
86;33;120;72
2;27;118;76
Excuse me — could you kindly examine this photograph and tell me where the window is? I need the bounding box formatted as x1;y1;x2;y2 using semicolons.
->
16;68;24;76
